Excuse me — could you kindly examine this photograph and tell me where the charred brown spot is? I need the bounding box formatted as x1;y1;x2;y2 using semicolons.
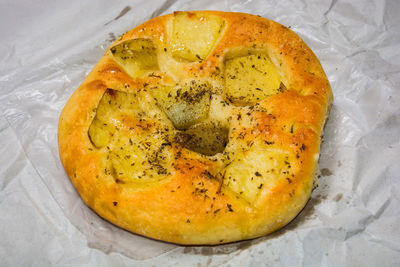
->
106;88;117;98
186;12;196;18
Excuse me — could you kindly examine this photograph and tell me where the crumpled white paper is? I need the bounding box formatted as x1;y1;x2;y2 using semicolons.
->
1;0;399;265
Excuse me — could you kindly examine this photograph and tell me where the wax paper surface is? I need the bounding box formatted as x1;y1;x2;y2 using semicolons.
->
1;0;400;266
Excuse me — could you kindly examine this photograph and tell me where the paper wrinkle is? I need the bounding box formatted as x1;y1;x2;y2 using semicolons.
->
1;0;400;265
150;0;178;18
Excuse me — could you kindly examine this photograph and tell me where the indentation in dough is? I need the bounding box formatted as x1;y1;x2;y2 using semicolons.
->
224;52;285;106
170;11;225;62
110;38;159;78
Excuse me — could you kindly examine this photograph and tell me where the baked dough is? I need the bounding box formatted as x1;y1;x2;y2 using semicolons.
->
58;11;332;245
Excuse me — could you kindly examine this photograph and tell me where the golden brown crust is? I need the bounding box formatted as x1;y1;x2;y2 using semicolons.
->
58;11;332;245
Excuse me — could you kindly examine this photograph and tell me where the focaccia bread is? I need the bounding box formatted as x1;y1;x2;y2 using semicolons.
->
58;11;333;245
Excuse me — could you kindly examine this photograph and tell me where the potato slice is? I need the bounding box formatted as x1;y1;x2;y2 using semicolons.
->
110;38;159;78
151;81;211;130
88;117;115;148
223;148;294;203
225;53;283;105
88;89;142;148
170;11;224;62
110;127;173;183
174;121;229;156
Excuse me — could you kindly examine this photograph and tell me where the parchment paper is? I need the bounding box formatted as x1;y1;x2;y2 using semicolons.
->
1;0;399;266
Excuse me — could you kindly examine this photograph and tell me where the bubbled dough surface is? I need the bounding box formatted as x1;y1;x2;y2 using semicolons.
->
58;11;332;245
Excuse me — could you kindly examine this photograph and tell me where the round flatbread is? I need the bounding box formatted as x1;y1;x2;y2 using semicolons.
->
58;11;332;245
